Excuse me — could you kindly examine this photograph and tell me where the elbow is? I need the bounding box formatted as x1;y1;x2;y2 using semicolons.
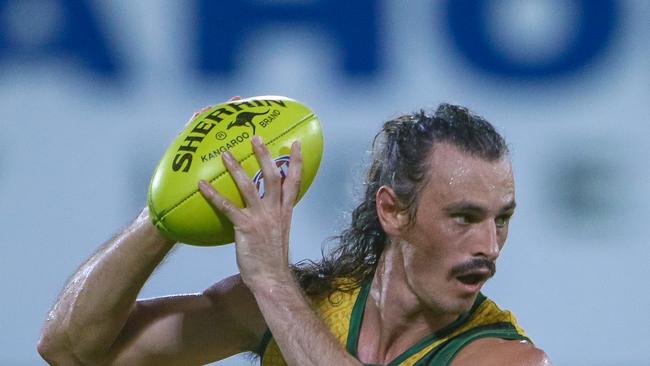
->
37;325;79;365
38;323;113;366
36;335;48;360
37;332;63;364
37;335;87;365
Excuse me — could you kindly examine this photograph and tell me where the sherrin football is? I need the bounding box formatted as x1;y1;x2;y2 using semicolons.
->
148;96;323;246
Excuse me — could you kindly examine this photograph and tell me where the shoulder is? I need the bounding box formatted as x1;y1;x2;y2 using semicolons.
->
202;273;256;312
202;273;264;315
451;338;553;366
202;274;268;351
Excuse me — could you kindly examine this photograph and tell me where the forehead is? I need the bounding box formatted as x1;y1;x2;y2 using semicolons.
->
422;143;514;205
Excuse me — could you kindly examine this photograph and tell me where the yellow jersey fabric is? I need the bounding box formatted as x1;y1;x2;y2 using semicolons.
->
259;279;530;366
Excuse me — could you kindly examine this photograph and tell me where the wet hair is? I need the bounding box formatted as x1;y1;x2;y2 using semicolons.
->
293;103;509;297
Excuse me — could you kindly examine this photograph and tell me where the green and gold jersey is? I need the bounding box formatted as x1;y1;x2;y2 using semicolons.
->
259;279;531;366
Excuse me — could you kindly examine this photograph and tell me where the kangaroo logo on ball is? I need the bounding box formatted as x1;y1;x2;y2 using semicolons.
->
227;110;270;134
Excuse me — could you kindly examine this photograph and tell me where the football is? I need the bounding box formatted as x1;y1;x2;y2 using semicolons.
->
148;96;323;246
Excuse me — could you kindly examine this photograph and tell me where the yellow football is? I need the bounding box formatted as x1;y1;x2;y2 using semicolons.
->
148;96;323;246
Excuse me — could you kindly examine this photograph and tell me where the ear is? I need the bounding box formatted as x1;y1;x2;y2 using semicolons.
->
376;186;409;236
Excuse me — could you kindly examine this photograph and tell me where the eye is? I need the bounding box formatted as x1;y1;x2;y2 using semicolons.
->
495;214;512;228
453;215;468;225
453;214;477;225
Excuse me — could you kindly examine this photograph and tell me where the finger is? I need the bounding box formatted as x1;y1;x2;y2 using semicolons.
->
198;180;246;224
229;96;242;101
251;136;282;202
282;141;303;208
221;151;262;208
194;105;214;117
184;105;213;128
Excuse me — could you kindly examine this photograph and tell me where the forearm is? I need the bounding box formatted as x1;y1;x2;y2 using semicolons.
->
39;208;175;362
250;273;361;366
198;138;356;365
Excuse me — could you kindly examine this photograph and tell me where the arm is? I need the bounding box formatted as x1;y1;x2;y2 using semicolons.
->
198;138;362;366
451;338;553;366
249;274;362;366
37;208;174;364
37;209;267;365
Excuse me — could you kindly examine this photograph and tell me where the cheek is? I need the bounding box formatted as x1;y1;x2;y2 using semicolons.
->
401;238;446;276
403;220;460;264
400;243;452;298
497;226;509;249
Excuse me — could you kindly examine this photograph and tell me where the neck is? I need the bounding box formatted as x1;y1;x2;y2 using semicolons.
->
357;242;459;364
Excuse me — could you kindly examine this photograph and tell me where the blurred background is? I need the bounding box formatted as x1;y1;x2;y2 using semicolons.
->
1;0;648;365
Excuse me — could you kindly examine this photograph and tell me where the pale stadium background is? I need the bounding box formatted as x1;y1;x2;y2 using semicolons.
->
1;1;649;365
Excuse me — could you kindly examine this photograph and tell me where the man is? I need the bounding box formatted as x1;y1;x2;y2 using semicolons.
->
38;102;552;365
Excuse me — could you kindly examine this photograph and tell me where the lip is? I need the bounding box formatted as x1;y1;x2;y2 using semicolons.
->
453;269;492;293
454;277;487;294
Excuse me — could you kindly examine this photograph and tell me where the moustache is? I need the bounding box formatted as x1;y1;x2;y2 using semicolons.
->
450;257;496;278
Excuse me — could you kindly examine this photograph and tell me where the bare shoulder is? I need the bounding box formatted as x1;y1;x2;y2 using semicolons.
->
451;338;553;366
203;273;255;302
202;273;268;348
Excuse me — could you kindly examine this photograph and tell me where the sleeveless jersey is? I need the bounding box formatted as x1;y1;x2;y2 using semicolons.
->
259;279;531;366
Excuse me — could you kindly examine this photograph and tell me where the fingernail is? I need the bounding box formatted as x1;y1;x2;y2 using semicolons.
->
252;135;262;145
222;151;233;162
198;180;209;190
293;140;301;150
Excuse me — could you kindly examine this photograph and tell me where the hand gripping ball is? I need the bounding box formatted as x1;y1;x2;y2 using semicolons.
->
148;96;323;245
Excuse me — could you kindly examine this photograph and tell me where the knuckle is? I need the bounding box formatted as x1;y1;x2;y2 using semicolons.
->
220;200;233;211
290;175;302;187
236;221;254;232
282;205;294;216
267;172;282;185
242;181;259;196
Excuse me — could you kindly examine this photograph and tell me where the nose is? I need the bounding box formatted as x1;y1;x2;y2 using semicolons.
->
471;220;500;261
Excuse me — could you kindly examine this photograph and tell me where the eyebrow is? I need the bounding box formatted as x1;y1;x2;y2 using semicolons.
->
443;200;516;215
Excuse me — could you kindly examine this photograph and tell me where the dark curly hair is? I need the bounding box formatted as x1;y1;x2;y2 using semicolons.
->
293;103;509;297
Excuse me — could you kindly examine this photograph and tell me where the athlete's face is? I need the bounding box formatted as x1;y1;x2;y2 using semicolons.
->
399;143;515;315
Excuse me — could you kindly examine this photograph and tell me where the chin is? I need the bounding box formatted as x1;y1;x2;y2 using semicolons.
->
448;292;479;314
428;295;475;318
